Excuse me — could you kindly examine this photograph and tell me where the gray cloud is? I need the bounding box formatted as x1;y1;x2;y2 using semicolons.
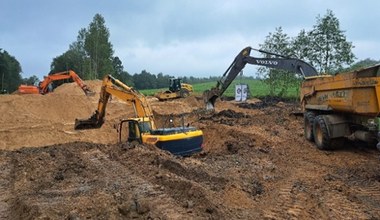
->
1;0;379;79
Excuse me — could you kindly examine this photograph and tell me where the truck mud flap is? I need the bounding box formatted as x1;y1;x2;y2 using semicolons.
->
322;115;350;138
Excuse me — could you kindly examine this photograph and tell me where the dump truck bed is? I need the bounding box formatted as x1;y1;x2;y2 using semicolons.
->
301;64;380;117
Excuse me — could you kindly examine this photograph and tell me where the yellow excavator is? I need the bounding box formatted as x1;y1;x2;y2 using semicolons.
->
74;75;203;156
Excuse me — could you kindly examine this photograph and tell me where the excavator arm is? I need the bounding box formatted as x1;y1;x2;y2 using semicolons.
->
203;46;318;109
39;70;94;95
74;75;155;130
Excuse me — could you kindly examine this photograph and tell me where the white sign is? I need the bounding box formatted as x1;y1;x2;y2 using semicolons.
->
235;84;248;101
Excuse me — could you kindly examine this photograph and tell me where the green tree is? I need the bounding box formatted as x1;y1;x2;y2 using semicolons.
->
259;27;299;96
0;49;22;93
50;49;85;76
344;58;379;72
50;15;117;80
69;28;91;77
112;56;123;79
306;9;355;73
22;75;39;86
156;73;172;89
84;14;114;79
51;28;91;78
291;29;312;61
133;70;157;89
120;71;134;87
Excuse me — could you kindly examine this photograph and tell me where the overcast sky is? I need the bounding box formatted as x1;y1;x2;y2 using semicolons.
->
1;0;379;79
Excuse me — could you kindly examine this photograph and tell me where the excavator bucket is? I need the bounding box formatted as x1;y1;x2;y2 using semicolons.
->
203;89;218;110
74;112;103;130
85;90;96;96
83;88;96;96
75;118;97;130
206;101;215;110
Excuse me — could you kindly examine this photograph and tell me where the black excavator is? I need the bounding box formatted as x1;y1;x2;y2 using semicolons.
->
203;46;318;110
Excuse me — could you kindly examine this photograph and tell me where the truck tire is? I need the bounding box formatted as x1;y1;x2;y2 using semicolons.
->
304;111;316;141
313;115;332;150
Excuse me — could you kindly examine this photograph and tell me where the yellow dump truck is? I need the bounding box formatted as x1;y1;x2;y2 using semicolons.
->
301;64;380;150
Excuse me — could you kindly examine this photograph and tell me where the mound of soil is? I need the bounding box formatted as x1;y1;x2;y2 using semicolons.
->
237;96;297;109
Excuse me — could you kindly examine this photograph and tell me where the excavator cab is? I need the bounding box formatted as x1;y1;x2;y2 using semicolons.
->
117;118;152;144
169;78;182;92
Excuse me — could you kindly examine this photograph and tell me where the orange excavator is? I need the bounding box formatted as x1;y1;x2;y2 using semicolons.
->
18;70;95;96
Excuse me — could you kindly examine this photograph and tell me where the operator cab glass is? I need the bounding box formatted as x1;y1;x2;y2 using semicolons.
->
118;119;153;143
138;121;152;133
169;78;181;92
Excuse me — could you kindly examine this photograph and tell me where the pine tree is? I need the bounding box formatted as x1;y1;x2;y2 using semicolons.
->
84;14;114;79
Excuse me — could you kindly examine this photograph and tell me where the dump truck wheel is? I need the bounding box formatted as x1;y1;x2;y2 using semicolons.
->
304;111;316;142
313;115;332;150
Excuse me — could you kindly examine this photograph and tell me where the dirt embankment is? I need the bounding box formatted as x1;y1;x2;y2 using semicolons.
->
1;81;380;219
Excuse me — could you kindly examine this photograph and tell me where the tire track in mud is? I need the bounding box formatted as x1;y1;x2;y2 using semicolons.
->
353;184;380;217
262;180;321;219
263;180;376;219
261;151;380;220
318;157;380;218
343;171;380;218
321;190;373;219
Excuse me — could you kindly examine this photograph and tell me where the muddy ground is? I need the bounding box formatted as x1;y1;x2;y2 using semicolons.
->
1;81;380;219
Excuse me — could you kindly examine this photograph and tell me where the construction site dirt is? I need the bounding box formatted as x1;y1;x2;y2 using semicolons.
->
1;81;380;219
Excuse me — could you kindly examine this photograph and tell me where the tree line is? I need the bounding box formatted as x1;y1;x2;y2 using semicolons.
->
1;11;379;93
257;9;380;97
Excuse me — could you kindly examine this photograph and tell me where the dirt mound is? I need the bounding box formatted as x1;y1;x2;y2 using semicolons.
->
0;80;134;150
237;96;297;109
150;95;204;115
53;79;102;96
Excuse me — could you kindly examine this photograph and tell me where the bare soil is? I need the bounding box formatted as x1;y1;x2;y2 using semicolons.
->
1;81;380;219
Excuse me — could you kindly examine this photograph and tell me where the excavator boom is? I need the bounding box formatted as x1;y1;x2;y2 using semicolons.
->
203;46;318;109
75;74;154;130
